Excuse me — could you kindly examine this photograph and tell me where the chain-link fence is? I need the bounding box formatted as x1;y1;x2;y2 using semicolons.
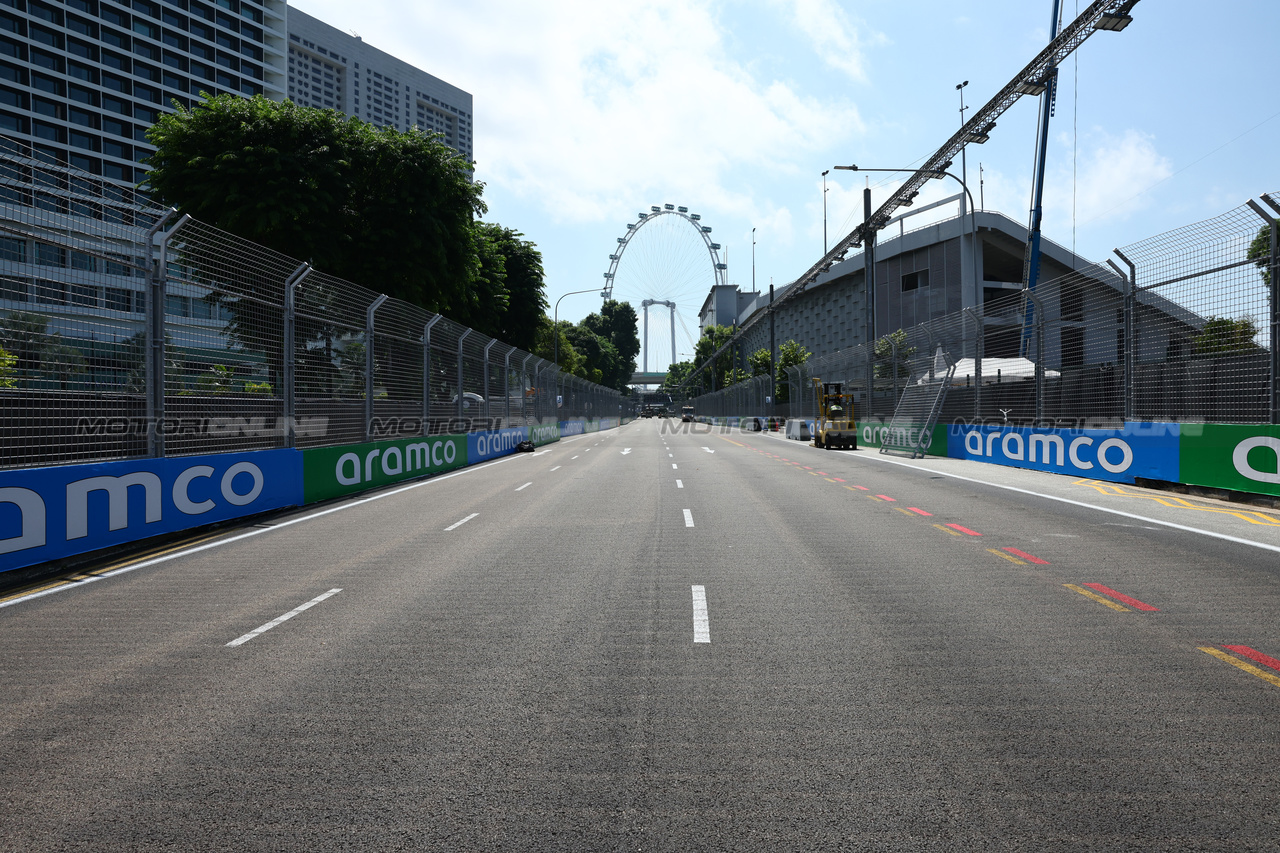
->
0;140;624;470
691;193;1280;428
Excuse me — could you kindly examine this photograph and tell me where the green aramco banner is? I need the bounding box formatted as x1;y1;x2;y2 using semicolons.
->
302;435;467;504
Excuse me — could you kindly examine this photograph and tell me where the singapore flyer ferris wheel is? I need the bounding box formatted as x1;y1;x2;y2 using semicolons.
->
603;204;728;377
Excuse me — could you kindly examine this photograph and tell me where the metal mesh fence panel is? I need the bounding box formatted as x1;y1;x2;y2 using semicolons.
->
0;151;622;469
1122;198;1276;423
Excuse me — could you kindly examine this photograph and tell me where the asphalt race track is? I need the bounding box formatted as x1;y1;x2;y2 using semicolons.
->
3;419;1280;850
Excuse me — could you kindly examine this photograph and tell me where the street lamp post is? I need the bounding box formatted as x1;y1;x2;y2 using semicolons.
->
833;164;982;339
956;80;969;215
553;287;607;372
751;227;756;294
822;169;830;254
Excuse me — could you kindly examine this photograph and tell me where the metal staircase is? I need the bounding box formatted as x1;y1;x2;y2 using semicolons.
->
879;347;956;459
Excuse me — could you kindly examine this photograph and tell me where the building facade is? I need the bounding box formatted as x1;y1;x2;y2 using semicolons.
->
0;0;287;189
286;8;471;162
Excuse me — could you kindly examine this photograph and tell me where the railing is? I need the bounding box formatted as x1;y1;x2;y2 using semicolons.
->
0;141;624;470
690;193;1280;428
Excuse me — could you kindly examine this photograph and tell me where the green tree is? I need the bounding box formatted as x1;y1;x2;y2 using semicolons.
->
1248;224;1273;287
874;329;916;378
660;360;695;393
0;310;49;376
748;347;772;377
483;224;547;353
0;344;15;388
692;324;736;389
580;299;640;388
1193;315;1261;357
144;93;485;314
773;339;811;404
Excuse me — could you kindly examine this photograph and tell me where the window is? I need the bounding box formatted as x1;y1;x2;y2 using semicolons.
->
1061;326;1084;367
901;269;929;292
69;283;99;307
0;275;28;301
105;287;133;312
0;236;24;261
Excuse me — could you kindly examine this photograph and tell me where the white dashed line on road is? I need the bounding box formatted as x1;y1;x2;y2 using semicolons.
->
672;463;678;469
691;585;710;643
445;513;478;531
550;465;561;471
683;508;695;527
226;589;342;648
676;479;683;488
515;482;532;491
702;447;715;453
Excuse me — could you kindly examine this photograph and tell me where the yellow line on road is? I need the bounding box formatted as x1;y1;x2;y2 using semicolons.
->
0;530;228;605
1075;479;1280;526
1063;583;1130;611
988;548;1026;565
894;507;916;516
1199;646;1280;688
933;523;962;536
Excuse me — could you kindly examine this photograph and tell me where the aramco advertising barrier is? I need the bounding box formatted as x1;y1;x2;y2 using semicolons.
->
301;434;468;504
0;450;302;574
947;423;1181;484
1179;424;1280;498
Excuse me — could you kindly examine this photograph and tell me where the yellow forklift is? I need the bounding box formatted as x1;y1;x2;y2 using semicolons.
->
812;378;858;450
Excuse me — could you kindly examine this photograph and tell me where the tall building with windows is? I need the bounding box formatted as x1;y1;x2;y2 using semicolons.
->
285;8;472;162
0;0;287;188
0;1;472;191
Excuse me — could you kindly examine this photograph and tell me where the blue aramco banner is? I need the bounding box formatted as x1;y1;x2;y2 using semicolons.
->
467;427;529;463
0;449;303;574
946;422;1180;484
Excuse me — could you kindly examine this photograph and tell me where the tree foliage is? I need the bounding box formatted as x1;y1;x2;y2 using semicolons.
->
1193;315;1261;357
0;343;15;389
748;348;772;377
535;300;640;392
873;328;917;378
144;93;486;315
773;340;811;403
1248;224;1273;288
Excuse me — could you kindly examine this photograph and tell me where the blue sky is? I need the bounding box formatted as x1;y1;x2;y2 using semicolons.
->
291;0;1280;365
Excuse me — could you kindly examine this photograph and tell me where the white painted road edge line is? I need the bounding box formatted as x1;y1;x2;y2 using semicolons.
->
227;588;342;647
550;465;562;471
515;482;532;491
691;585;710;643
842;441;1280;556
684;509;695;527
445;513;478;531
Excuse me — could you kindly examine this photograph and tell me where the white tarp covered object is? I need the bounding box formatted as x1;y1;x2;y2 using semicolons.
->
948;357;1059;385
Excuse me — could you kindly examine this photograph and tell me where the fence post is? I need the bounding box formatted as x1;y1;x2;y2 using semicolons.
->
364;293;388;442
422;314;442;436
1110;251;1136;423
504;349;512;427
482;339;496;424
456;329;472;420
282;262;311;449
1246;199;1280;424
144;210;185;458
964;307;982;423
1266;195;1280;424
1023;289;1047;423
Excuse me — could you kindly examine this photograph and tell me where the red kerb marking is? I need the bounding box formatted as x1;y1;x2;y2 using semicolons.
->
1002;547;1049;565
876;495;896;502
946;524;982;536
908;507;932;516
852;485;869;491
803;466;813;470
831;477;846;482
816;472;828;476
1223;645;1280;672
1082;583;1159;611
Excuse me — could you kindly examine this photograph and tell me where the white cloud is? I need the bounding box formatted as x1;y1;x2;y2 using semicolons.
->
779;0;881;81
296;0;864;228
1045;128;1174;227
